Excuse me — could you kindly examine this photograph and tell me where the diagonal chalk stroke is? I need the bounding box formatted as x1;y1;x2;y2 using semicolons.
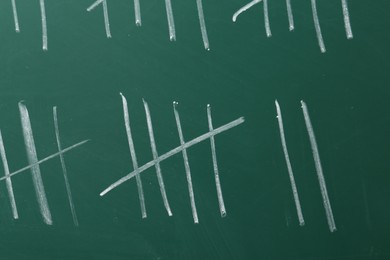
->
301;100;336;232
53;107;79;226
134;0;142;26
19;102;52;225
275;100;304;226
341;0;353;39
39;0;48;50
207;105;226;218
100;117;245;196
196;0;210;50
11;0;20;32
121;94;147;219
173;102;198;223
164;0;176;41
87;0;104;11
286;0;294;31
0;140;89;182
310;0;326;53
263;0;271;37
143;99;172;216
232;0;262;22
87;0;111;38
0;130;19;219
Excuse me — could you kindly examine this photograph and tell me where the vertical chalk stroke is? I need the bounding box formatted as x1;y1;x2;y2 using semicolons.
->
301;101;336;232
0;130;19;219
121;94;147;219
39;0;48;50
173;102;199;223
134;0;142;26
196;0;210;50
310;0;326;53
263;0;271;37
18;102;52;225
53;107;79;226
207;105;226;218
87;0;111;38
275;100;304;226
164;0;176;41
286;0;294;31
142;99;173;216
341;0;353;39
232;0;262;22
11;0;20;32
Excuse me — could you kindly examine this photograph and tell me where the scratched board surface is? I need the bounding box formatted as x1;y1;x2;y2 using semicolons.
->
0;0;389;259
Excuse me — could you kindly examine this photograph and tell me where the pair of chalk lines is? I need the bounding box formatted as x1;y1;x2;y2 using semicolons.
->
233;0;353;52
86;0;210;50
275;100;336;232
0;102;88;225
101;95;244;222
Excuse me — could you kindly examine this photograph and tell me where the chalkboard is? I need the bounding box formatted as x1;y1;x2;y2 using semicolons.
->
0;0;389;259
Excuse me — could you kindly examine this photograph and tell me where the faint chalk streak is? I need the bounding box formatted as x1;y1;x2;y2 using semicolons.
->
100;117;245;197
53;107;79;226
39;0;48;50
310;0;326;53
196;0;210;50
341;0;353;39
143;99;172;216
207;105;226;217
19;102;52;225
11;0;20;32
164;0;176;41
286;0;294;31
87;0;111;38
173;102;198;223
232;0;262;22
301;100;336;232
263;0;271;37
0;130;19;219
121;94;147;219
275;100;304;226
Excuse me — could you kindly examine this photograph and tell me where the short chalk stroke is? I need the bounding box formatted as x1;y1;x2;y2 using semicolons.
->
0;102;88;225
87;0;112;38
100;95;245;223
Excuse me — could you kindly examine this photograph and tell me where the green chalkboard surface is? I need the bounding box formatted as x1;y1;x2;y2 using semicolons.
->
0;0;389;259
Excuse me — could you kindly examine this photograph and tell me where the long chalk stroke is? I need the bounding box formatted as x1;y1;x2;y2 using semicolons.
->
341;0;353;39
11;0;20;32
207;105;226;217
134;0;142;26
87;0;112;38
142;99;172;216
19;102;52;225
310;0;326;53
286;0;294;31
164;0;176;41
301;101;336;232
263;0;271;37
53;107;79;226
100;117;244;197
0;130;19;219
121;94;147;218
39;0;48;50
196;0;210;50
173;102;198;223
275;100;304;226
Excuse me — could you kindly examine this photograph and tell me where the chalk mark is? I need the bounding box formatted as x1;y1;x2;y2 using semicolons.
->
310;0;326;53
263;0;271;37
164;0;176;41
87;0;112;38
134;0;142;26
232;0;262;22
341;0;353;39
39;0;48;50
196;0;210;50
286;0;294;31
11;0;20;32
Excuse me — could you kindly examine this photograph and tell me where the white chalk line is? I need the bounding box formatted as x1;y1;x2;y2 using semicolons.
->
100;117;245;196
143;99;172;216
11;0;20;32
286;0;294;31
301;100;336;232
275;100;304;226
19;102;52;225
341;0;353;39
0;130;19;219
310;0;326;53
53;107;79;227
207;105;226;218
87;0;111;38
173;102;199;223
87;0;104;11
121;94;147;219
263;0;271;37
39;0;48;50
134;0;142;26
232;0;262;22
164;0;176;41
196;0;210;50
